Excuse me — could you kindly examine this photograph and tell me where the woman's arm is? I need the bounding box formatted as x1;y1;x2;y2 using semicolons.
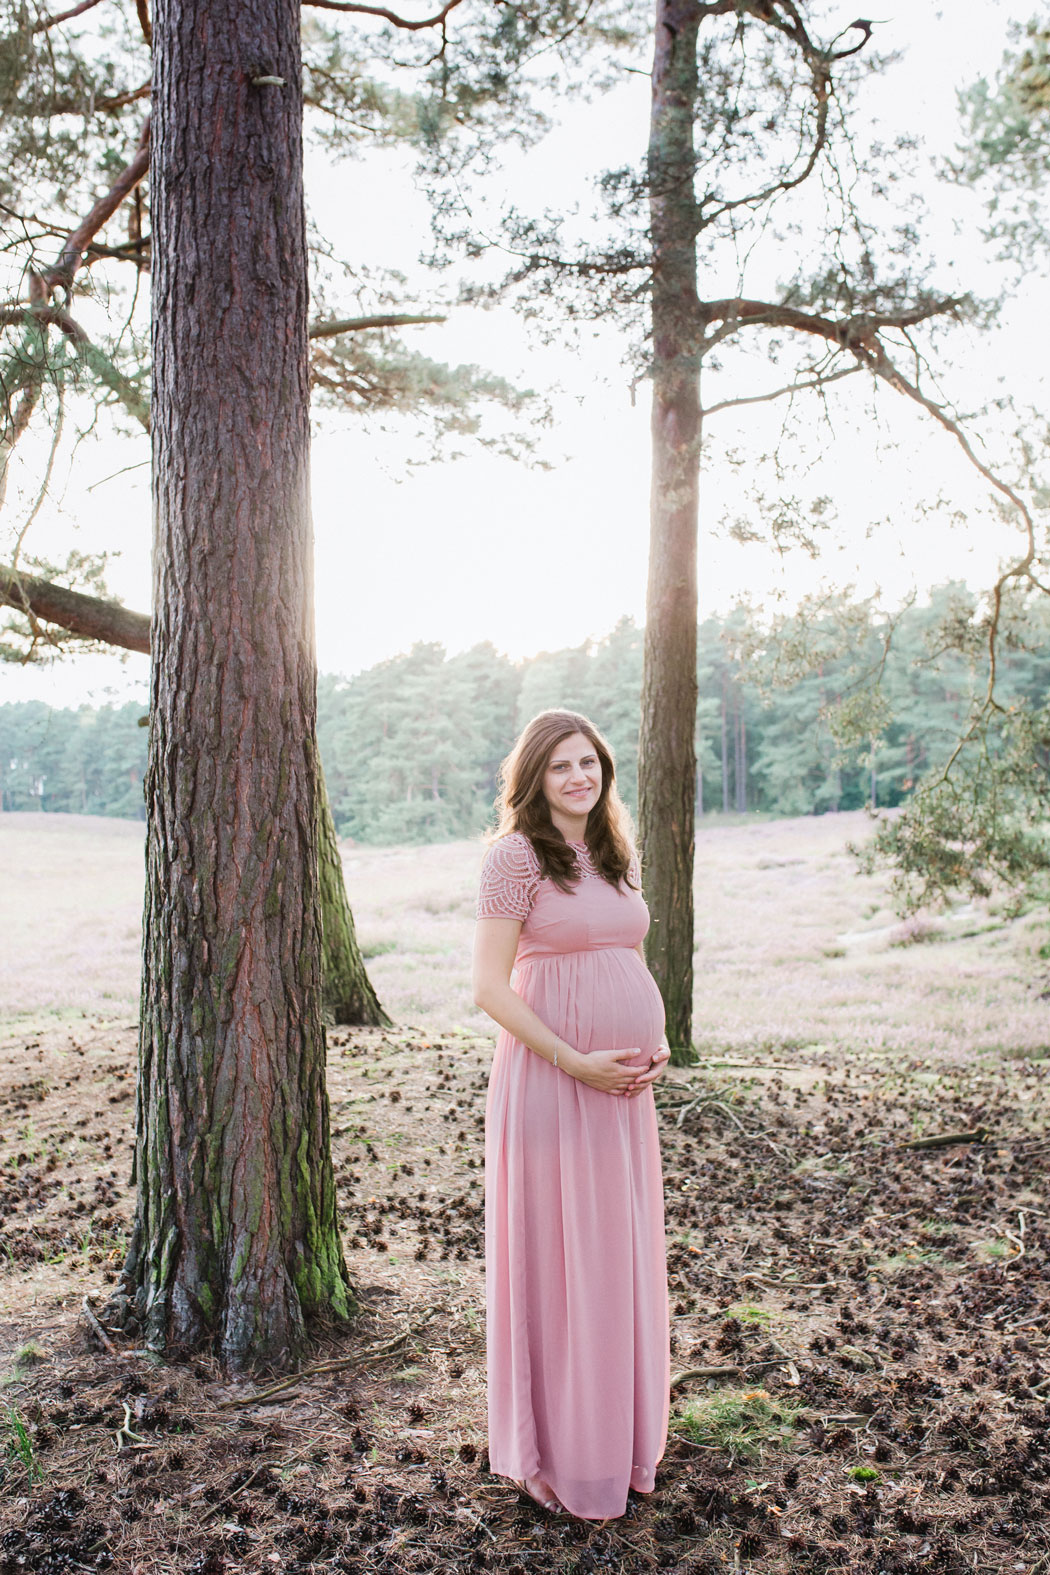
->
473;918;641;1095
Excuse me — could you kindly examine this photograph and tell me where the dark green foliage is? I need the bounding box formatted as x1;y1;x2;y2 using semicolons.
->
12;583;1050;861
0;698;146;815
955;14;1050;264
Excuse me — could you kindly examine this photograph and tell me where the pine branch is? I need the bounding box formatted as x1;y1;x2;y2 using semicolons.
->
0;565;150;654
300;0;463;29
701;290;1046;761
0;307;150;430
35;115;151;298
700;362;860;418
308;313;446;337
31;0;105;33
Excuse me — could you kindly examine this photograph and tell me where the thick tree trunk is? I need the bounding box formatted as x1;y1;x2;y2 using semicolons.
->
639;0;701;1060
317;773;390;1026
113;0;355;1370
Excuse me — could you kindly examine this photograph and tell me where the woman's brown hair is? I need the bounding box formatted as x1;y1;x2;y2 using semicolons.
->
492;710;638;892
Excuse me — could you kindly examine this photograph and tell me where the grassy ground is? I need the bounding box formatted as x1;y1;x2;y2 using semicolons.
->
3;808;1048;1055
0;810;1047;1575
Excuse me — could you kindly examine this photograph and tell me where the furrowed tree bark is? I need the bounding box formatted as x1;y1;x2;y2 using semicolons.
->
112;0;355;1370
639;0;701;1060
0;567;391;1030
316;773;390;1026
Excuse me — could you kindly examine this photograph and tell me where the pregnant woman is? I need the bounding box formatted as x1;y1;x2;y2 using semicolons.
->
472;709;671;1521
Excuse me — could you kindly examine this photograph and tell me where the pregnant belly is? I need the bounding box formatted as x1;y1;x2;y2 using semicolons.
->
514;947;666;1068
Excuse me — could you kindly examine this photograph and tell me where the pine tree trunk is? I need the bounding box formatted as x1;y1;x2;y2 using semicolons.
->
721;672;730;812
870;735;878;810
639;0;701;1060
113;0;355;1370
317;771;390;1027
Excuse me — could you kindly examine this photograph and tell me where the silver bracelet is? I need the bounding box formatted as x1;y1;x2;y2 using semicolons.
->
553;1041;559;1069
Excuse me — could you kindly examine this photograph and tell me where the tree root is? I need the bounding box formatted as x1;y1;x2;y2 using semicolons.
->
216;1303;447;1409
81;1295;117;1355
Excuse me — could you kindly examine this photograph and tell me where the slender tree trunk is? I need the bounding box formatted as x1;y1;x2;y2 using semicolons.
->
113;0;354;1370
721;671;730;813
870;735;877;810
639;0;701;1060
317;772;390;1026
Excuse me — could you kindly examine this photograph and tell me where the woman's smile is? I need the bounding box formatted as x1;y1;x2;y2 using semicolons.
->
540;731;604;837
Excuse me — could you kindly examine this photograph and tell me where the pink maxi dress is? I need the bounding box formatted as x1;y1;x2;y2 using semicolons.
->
477;832;670;1521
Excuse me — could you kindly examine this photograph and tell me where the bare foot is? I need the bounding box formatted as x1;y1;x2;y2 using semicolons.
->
511;1474;562;1513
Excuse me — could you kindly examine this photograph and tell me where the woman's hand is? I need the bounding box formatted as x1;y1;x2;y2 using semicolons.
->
566;1047;645;1096
623;1045;671;1098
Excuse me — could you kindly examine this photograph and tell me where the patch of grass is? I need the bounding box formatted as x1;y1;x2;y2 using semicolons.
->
1001;1044;1050;1061
359;939;398;960
672;1387;800;1461
12;1342;46;1372
724;1303;773;1327
880;1248;946;1270
973;1238;1013;1259
4;1406;42;1484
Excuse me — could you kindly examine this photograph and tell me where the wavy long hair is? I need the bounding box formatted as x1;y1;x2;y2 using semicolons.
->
492;709;638;892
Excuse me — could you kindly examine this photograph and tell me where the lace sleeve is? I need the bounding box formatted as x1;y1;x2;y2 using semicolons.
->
476;834;541;922
627;848;642;889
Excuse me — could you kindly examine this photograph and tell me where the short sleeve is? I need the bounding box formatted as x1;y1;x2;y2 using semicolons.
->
627;848;642;889
476;834;541;922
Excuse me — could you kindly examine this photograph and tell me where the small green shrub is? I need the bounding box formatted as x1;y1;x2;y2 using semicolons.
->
4;1407;42;1483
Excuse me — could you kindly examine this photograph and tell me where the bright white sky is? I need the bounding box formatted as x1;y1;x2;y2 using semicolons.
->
2;0;1045;709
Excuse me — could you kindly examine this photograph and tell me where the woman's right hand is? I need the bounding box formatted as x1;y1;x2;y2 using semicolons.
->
566;1047;643;1096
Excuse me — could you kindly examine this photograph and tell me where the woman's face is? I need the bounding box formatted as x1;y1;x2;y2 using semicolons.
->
541;731;603;826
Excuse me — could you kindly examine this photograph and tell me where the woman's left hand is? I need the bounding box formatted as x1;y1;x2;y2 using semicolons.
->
623;1044;671;1097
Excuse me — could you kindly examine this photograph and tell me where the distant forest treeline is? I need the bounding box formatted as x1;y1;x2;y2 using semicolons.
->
4;584;1049;842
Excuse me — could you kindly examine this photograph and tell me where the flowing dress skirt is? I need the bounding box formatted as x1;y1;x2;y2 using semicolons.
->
484;946;670;1521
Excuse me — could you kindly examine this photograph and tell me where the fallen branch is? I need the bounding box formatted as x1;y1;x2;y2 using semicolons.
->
1000;1211;1026;1259
114;1399;146;1451
216;1304;446;1409
898;1127;989;1151
81;1295;117;1355
670;1358;785;1390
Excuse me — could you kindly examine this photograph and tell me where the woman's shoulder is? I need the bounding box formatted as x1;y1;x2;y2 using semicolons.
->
482;830;541;877
476;831;542;921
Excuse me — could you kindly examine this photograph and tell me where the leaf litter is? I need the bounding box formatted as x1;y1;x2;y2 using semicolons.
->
0;1017;1047;1574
